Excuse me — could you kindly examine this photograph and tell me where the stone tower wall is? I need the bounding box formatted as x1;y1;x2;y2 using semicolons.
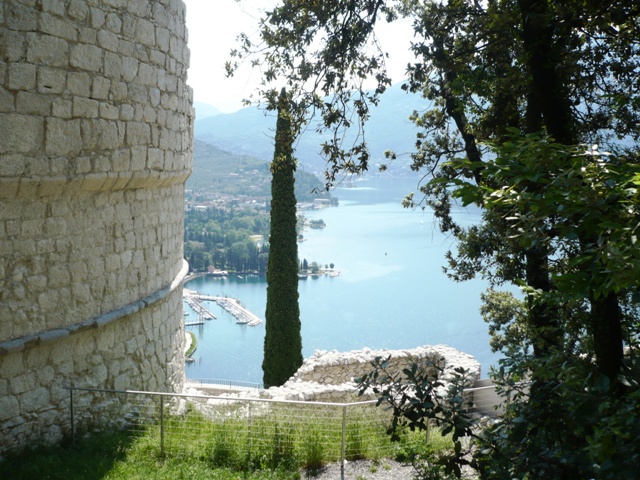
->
0;0;193;453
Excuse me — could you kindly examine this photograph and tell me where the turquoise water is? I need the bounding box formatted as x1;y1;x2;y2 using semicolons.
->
185;176;501;383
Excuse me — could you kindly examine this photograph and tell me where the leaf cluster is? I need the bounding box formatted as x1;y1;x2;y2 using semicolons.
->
356;355;477;478
228;0;401;188
476;354;640;479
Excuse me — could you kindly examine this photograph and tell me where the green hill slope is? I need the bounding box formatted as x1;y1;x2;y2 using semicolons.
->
188;139;332;203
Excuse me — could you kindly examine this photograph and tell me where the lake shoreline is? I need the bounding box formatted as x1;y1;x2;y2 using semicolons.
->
183;176;500;383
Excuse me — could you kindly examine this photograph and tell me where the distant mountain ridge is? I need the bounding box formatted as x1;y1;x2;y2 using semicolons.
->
193;101;223;120
189;139;330;202
194;82;429;173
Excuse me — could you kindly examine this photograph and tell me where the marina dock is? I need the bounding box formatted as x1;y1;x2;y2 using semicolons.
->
183;289;263;326
212;297;263;326
184;289;217;320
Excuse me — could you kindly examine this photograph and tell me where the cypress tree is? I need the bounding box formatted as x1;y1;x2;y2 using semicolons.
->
262;88;303;388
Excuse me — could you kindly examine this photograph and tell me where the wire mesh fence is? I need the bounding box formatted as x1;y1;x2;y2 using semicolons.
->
65;382;503;475
66;387;401;470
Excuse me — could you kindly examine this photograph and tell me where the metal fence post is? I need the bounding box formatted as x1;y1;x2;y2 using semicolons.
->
426;418;430;444
341;404;347;480
69;387;75;446
160;396;165;457
247;402;252;470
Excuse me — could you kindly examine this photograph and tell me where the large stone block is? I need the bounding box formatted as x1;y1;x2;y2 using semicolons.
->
5;2;38;31
27;31;71;66
73;97;100;118
135;18;156;46
105;11;123;33
90;7;106;29
16;91;51;115
70;44;103;72
51;98;72;118
92;77;111;100
0;397;20;422
37;67;66;94
137;62;157;86
10;372;37;396
38;13;77;42
2;30;26;62
66;72;92;97
97;29;119;52
42;0;65;16
19;387;51;411
99;102;119;120
45;118;82;155
103;51;123;79
126;121;151;146
7;63;37;91
68;0;90;21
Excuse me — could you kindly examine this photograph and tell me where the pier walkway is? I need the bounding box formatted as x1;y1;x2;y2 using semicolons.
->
183;289;263;326
213;297;263;326
183;289;216;320
185;321;205;326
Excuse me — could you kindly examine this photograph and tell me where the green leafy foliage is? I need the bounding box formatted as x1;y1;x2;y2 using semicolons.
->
184;207;269;273
263;90;303;388
357;356;477;479
235;0;640;477
475;355;640;479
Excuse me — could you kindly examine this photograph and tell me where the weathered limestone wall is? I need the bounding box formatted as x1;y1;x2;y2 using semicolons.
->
188;346;481;403
266;345;480;402
0;0;193;454
289;345;480;386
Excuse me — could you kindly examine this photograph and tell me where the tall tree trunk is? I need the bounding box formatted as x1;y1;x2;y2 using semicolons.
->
519;0;624;383
518;0;574;145
525;246;557;357
590;291;625;383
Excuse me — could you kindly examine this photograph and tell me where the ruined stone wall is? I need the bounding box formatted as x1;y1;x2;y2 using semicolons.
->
269;345;481;402
188;346;482;403
0;0;193;454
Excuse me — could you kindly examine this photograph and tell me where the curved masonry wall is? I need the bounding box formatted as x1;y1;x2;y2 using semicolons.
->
0;0;193;454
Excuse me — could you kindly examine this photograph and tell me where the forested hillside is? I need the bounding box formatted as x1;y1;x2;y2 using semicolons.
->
185;139;334;273
185;206;269;273
188;139;333;203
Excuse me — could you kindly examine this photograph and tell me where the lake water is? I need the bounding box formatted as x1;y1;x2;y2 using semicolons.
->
184;175;501;383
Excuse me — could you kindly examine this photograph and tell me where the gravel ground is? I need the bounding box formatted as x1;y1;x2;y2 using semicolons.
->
301;458;478;479
302;459;418;479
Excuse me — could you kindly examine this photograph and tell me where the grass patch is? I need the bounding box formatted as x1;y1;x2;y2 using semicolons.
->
185;331;197;357
0;402;453;479
391;424;455;463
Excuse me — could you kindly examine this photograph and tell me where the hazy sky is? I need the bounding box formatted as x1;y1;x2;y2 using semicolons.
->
183;0;415;113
